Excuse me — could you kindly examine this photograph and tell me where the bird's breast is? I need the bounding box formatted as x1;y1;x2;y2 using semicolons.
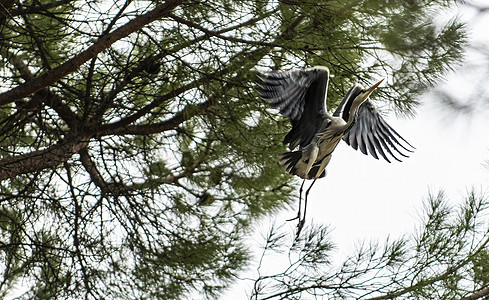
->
316;118;347;160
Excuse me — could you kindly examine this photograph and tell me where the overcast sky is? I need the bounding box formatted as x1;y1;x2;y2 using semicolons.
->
223;3;489;299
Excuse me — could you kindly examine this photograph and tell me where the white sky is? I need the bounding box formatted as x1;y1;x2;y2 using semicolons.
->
309;97;489;247
223;3;489;299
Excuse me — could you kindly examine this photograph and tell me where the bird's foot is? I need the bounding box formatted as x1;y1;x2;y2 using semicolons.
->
295;218;305;239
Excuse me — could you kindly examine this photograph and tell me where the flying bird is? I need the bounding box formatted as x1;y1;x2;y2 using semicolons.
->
258;66;413;234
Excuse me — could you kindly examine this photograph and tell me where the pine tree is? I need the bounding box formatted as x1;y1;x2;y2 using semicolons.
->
0;0;481;299
249;190;489;299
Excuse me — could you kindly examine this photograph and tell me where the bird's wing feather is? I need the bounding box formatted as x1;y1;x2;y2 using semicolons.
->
343;100;414;162
258;66;330;149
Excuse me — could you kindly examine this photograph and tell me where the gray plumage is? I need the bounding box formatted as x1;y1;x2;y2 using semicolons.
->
258;66;413;180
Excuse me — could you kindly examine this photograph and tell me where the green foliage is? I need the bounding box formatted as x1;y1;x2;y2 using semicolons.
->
0;208;25;298
471;249;489;286
249;190;489;299
0;0;472;299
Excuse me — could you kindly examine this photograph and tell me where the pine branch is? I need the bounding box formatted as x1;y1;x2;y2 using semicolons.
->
4;0;73;17
2;49;80;128
96;14;305;137
461;285;489;300
365;235;489;300
78;148;133;196
0;6;303;182
0;0;186;106
168;13;282;48
0;0;18;18
0;132;90;181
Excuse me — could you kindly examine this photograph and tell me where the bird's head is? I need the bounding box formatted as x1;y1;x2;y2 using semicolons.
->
336;78;384;124
352;78;384;107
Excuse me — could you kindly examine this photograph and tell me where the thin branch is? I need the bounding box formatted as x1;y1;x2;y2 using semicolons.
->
78;147;129;196
78;148;109;192
0;0;19;19
84;0;134;120
257;283;338;300
64;162;94;299
2;48;80;128
97;94;214;136
169;13;281;48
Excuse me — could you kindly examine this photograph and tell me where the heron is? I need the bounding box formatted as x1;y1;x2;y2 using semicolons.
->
258;66;413;234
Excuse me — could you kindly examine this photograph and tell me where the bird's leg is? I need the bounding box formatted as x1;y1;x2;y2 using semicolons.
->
296;178;317;238
287;179;306;222
303;178;317;221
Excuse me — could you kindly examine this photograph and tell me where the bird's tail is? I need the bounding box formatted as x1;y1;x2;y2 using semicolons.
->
278;151;326;180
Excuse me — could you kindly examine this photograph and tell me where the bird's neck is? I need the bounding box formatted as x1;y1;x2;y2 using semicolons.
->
345;104;361;127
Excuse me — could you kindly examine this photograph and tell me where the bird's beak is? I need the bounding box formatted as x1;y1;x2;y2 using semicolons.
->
366;78;384;94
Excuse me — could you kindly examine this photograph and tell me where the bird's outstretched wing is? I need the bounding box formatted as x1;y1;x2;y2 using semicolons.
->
343;100;414;162
258;66;330;149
